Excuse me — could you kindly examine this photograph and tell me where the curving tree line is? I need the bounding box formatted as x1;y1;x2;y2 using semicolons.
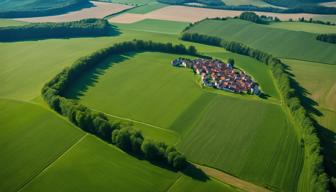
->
0;19;113;42
316;34;336;44
42;40;200;170
181;32;328;191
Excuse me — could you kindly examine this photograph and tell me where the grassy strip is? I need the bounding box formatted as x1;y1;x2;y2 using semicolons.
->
181;32;328;191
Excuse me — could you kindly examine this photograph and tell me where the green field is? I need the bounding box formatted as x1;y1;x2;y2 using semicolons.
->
113;19;190;34
0;29;241;191
64;51;303;191
222;0;284;8
0;0;87;12
127;2;167;14
283;59;336;114
97;0;156;6
269;21;336;34
0;99;85;192
2;18;330;191
185;19;336;64
0;19;27;27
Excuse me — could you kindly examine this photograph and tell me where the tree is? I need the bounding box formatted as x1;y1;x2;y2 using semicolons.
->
141;140;161;161
227;58;235;67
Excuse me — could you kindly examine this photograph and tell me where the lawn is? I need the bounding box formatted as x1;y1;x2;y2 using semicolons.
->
113;19;190;34
185;19;336;64
269;21;336;34
0;99;84;192
65;51;303;191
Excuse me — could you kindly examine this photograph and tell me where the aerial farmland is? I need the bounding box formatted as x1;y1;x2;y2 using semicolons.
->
0;0;336;192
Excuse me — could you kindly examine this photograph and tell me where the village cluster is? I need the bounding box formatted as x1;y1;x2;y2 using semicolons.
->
172;58;261;95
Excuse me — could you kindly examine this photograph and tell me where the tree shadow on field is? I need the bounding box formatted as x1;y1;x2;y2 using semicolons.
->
63;52;137;100
122;148;209;182
283;63;336;190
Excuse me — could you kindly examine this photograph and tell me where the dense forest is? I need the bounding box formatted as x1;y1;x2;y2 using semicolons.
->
0;19;114;42
0;0;90;18
316;33;336;43
42;40;201;171
181;32;328;191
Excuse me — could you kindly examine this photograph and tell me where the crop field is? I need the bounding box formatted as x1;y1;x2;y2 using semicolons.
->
222;0;284;8
64;51;303;191
0;26;242;192
269;21;336;34
0;19;27;27
113;19;189;34
14;1;132;23
283;59;336;113
0;0;87;12
185;19;336;64
108;5;336;24
127;2;167;14
2;13;335;191
0;99;84;192
97;0;156;6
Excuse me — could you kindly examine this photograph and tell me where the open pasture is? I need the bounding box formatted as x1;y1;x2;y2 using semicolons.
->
222;0;284;8
113;19;189;34
185;19;336;64
108;5;336;23
64;51;303;191
269;21;336;34
0;99;84;192
14;1;132;23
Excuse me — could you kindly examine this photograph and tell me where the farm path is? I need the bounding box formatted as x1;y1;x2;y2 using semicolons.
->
196;164;271;192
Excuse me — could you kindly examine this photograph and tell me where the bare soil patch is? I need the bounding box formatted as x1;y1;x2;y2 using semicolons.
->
109;5;336;23
14;1;132;23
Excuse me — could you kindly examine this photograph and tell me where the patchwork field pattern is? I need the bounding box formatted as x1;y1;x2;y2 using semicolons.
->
185;19;336;64
65;51;303;191
109;5;336;23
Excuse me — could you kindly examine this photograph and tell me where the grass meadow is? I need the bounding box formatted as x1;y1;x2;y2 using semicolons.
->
269;21;336;34
0;20;244;191
127;2;167;14
0;99;84;192
113;19;189;34
185;19;336;64
3;18;333;191
65;51;303;191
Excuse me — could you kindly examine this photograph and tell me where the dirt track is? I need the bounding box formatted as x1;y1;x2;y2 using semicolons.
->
14;1;132;23
109;5;336;23
196;164;271;192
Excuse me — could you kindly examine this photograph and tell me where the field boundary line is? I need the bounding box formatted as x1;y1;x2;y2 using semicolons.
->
165;175;182;192
16;134;88;192
90;108;179;136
